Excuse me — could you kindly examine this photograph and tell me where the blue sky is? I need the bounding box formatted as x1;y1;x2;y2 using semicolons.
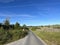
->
0;0;60;26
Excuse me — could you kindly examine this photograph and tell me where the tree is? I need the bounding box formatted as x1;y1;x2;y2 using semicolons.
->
23;24;27;29
0;23;2;27
22;24;29;30
10;24;14;29
4;19;10;30
4;19;10;26
0;23;2;29
14;22;20;29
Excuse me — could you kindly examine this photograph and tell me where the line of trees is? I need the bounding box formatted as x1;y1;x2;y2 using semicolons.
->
0;19;29;30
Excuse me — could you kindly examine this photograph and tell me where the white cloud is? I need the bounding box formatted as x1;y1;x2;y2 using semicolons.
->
0;13;35;18
0;0;15;3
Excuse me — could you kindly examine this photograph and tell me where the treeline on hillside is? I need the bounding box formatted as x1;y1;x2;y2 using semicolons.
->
0;19;29;45
29;25;60;31
41;25;60;29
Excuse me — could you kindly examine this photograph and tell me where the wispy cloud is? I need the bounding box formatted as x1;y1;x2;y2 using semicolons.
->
0;0;15;3
0;13;35;18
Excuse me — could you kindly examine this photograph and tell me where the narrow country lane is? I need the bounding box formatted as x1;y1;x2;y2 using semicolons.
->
6;31;47;45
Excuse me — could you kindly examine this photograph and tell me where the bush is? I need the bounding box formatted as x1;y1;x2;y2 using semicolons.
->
0;19;29;45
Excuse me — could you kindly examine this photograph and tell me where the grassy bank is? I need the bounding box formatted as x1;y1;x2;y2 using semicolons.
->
33;31;60;45
0;29;28;45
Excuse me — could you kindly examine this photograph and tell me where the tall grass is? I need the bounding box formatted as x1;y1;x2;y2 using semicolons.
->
33;31;60;45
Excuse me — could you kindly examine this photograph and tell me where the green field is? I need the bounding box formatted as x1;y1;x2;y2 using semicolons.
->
33;31;60;45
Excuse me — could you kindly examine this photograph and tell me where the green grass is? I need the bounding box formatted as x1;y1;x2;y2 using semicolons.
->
33;31;60;45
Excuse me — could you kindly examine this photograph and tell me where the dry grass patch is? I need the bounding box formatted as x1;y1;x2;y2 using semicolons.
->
33;31;60;45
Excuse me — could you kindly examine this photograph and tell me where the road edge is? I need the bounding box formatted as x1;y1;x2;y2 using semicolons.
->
30;30;47;45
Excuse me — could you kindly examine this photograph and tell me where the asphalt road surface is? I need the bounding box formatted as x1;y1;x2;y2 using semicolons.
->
6;31;47;45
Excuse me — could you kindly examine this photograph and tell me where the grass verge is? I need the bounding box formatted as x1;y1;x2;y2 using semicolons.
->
33;31;60;45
